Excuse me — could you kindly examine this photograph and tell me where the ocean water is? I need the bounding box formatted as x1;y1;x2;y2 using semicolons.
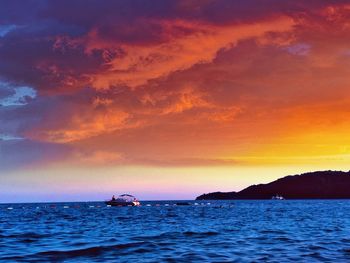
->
1;200;350;262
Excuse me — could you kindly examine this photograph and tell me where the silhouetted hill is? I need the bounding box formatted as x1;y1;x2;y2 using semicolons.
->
196;170;350;200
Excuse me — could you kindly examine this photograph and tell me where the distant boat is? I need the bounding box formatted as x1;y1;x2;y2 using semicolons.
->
105;194;140;206
272;195;285;200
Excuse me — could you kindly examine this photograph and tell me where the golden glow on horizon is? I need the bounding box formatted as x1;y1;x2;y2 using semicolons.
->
2;164;349;202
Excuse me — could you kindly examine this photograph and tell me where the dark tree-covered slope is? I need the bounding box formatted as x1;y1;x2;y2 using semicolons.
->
196;171;350;200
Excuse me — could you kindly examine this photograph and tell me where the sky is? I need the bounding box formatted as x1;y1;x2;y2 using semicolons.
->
1;0;350;202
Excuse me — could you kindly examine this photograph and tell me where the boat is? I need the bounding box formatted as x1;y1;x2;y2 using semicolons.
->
105;194;140;206
272;194;285;200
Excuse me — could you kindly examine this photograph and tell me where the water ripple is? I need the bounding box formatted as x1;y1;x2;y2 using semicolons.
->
0;200;349;262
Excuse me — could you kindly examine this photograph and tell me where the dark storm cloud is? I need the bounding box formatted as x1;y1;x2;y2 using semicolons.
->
0;0;344;93
0;0;46;24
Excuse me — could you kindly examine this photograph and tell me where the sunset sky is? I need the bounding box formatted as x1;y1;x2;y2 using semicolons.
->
1;0;350;202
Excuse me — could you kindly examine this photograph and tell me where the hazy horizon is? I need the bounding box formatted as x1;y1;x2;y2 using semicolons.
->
2;167;349;203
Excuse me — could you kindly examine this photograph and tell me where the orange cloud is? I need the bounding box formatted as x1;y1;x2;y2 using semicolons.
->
27;109;132;143
84;16;295;89
7;2;350;170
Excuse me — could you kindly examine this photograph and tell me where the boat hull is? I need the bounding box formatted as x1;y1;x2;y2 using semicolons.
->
105;201;140;206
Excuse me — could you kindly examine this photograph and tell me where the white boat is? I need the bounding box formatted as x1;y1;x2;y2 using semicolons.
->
105;194;140;206
272;195;285;200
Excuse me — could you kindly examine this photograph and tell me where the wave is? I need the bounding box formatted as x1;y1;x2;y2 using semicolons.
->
0;232;50;239
2;201;350;262
183;231;219;237
132;230;219;242
1;241;153;261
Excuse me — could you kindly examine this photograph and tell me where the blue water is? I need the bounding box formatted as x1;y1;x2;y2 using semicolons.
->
1;200;350;262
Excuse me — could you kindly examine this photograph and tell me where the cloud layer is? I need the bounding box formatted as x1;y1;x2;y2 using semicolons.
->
2;0;350;170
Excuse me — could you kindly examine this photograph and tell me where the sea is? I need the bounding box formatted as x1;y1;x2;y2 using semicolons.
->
1;200;350;262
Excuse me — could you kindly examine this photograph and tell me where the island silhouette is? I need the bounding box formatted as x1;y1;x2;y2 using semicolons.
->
196;170;350;200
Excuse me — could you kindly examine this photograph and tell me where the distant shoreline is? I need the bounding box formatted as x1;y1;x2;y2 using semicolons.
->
196;170;350;200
